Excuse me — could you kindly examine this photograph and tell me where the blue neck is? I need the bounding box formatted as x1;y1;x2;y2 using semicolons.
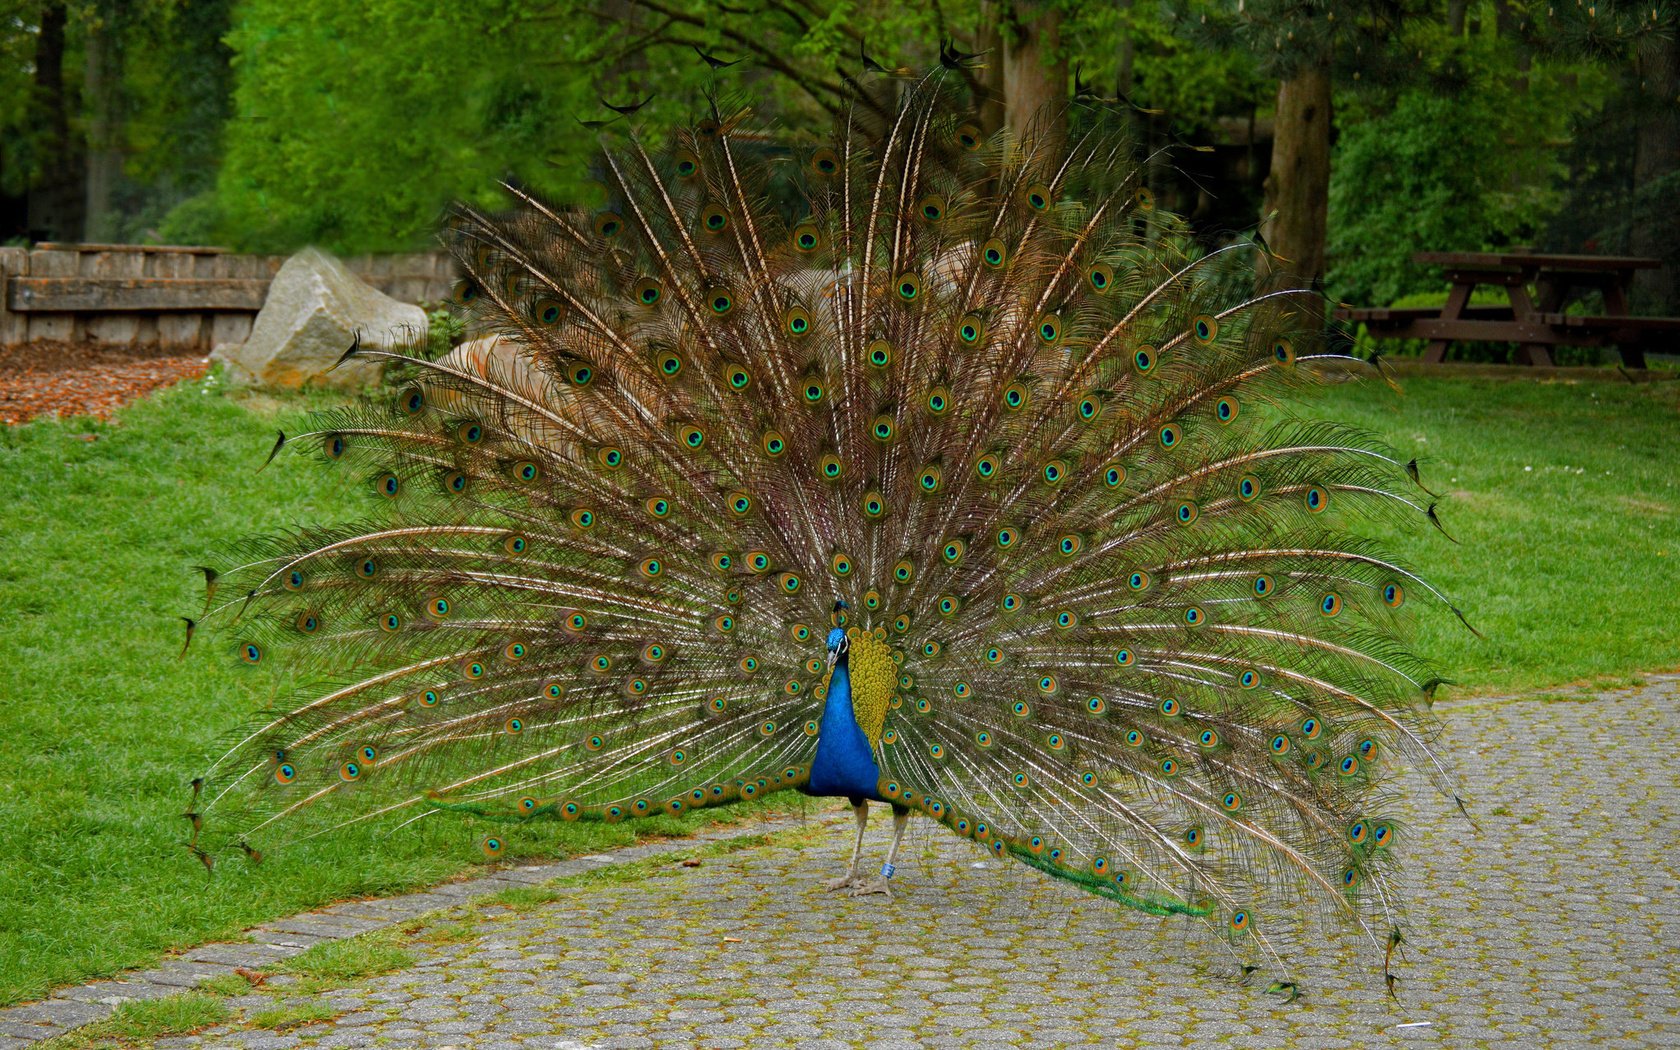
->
806;658;883;802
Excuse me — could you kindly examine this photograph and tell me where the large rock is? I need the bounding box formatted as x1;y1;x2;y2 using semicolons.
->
213;247;428;390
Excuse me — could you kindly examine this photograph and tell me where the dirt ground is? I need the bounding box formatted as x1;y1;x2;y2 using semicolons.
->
0;341;210;426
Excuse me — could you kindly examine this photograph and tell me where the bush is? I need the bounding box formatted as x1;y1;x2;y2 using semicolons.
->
1328;90;1551;306
1328;39;1607;307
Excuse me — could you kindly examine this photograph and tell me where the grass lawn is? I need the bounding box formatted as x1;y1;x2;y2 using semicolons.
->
0;365;1675;1006
1301;372;1679;691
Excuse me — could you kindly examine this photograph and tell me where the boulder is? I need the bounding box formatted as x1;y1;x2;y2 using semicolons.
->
213;247;427;390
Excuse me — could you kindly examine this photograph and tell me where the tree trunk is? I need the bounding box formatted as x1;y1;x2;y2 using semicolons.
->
1117;0;1136;96
1447;0;1469;37
26;2;81;242
1492;0;1530;92
975;2;1006;135
1630;30;1680;312
998;1;1067;153
83;16;124;243
1261;65;1332;286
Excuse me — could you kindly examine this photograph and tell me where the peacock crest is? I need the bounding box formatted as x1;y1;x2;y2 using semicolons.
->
190;72;1464;987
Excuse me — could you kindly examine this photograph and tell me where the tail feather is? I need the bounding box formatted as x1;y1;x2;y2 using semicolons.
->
192;71;1463;977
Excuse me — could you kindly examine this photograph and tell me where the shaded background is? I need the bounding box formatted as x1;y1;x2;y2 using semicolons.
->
0;0;1675;317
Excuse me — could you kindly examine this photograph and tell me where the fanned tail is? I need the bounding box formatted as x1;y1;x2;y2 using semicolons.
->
191;72;1463;979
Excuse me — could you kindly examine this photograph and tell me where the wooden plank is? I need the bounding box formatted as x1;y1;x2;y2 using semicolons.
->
1440;267;1528;286
1541;313;1680;331
85;314;143;344
1357;319;1591;344
26;248;80;341
30;248;80;276
1404;319;1560;342
6;277;268;313
0;247;26;345
157;314;205;348
32;242;228;254
152;253;205;347
211;312;253;347
1337;305;1514;323
1414;250;1662;270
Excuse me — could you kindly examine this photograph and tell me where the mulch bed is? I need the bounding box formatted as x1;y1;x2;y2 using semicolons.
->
0;341;210;426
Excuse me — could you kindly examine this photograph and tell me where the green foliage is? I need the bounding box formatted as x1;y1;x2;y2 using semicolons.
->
426;306;464;357
1069;0;1266;130
207;0;954;253
44;993;231;1048
1189;0;1439;80
0;2;43;198
1328;36;1610;305
272;930;413;982
247;1000;338;1032
214;0;604;252
116;1;235;194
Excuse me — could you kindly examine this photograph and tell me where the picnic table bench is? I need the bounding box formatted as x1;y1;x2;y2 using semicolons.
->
1335;251;1680;368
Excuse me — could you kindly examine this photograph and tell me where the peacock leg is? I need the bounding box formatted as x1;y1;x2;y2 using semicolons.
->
824;800;870;891
849;804;909;897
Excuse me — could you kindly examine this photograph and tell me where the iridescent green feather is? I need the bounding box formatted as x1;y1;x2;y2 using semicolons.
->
193;72;1461;979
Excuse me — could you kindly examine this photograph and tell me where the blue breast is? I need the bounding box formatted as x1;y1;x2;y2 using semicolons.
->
806;660;883;802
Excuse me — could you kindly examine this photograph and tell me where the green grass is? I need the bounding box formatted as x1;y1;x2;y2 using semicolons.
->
0;375;806;1007
0;367;1675;1007
38;993;231;1049
1303;372;1680;692
246;999;338;1031
270;927;416;983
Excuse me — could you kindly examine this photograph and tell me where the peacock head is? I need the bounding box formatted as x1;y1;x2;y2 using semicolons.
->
826;601;850;667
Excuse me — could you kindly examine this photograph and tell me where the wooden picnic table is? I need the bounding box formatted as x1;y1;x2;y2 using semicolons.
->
1335;250;1680;368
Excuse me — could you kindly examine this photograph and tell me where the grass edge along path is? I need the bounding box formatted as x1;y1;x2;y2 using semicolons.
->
1;367;1676;1011
19;807;847;1048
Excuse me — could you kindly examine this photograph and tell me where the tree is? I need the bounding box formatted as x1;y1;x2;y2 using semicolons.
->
0;0;238;243
1326;26;1610;305
80;2;123;242
1196;0;1437;285
1542;0;1680;311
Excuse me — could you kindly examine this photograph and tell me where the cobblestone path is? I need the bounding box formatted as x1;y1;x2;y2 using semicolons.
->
20;675;1680;1048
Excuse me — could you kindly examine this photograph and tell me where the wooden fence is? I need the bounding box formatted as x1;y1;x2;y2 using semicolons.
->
0;243;456;350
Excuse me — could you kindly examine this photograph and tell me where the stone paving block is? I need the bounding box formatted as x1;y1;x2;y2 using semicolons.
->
6;998;105;1029
263;914;384;938
10;682;1680;1048
247;927;332;949
327;893;458;919
183;942;303;966
0;1022;58;1043
55;978;185;1005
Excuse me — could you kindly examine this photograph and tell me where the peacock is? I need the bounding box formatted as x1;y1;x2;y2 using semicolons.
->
188;71;1467;989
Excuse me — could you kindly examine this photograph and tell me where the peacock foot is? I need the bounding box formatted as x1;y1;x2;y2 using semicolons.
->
848;877;893;898
824;873;861;892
